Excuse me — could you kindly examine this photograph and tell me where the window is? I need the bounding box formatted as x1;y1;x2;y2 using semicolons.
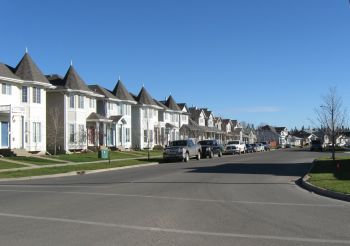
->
89;98;95;108
32;122;41;143
25;122;28;143
150;130;153;142
143;109;148;119
125;128;130;142
22;86;28;103
182;115;187;121
144;129;148;142
78;96;84;109
69;124;75;143
33;87;41;103
153;109;156;117
69;95;75;108
2;83;11;95
165;113;169;120
78;124;85;143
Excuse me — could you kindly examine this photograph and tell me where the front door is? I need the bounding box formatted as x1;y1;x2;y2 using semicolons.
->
1;122;9;148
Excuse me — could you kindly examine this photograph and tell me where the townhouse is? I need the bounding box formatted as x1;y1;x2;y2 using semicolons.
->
46;65;103;153
155;95;183;146
257;125;289;147
89;79;137;150
0;53;55;155
131;86;163;149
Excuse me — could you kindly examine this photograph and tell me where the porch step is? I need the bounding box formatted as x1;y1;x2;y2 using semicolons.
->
11;149;33;157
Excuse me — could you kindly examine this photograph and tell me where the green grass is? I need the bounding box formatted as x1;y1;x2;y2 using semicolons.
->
53;150;162;163
7;156;63;165
0;161;26;169
308;157;350;194
0;158;160;179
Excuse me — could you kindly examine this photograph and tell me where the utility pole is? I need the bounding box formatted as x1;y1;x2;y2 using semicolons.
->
147;108;150;160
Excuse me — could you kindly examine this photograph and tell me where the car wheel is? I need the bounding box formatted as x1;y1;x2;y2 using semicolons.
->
196;152;201;160
184;153;189;162
218;151;222;157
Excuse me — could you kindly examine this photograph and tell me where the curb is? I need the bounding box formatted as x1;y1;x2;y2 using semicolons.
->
0;162;159;182
297;176;350;202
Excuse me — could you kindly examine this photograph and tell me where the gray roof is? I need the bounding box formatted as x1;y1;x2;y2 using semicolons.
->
112;80;136;102
62;65;92;92
155;99;170;110
136;87;158;106
89;85;117;99
0;63;20;80
164;95;181;111
87;112;108;121
188;107;204;121
14;53;50;83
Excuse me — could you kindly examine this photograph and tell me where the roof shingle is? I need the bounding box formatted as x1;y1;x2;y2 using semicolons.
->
14;53;50;83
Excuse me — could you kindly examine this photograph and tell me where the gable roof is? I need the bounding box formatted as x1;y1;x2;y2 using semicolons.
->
136;87;158;107
177;103;188;111
188;107;204;121
164;95;181;111
0;63;20;80
112;79;136;102
89;85;117;99
201;108;213;118
275;127;287;133
14;53;50;83
62;65;92;92
260;125;277;133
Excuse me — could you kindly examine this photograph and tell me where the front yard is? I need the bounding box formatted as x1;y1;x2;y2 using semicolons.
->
308;156;350;195
0;158;159;179
0;150;163;179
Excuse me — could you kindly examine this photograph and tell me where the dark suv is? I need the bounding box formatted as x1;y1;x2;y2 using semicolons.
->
310;140;323;151
198;140;224;158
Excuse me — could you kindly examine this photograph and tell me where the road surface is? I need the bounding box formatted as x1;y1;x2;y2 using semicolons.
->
0;149;349;245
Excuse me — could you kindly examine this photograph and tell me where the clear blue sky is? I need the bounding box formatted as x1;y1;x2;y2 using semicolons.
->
1;0;350;129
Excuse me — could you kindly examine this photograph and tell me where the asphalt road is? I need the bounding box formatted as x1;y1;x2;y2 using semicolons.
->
0;149;349;246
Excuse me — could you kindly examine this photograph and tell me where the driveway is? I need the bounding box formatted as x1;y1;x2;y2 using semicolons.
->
0;149;349;245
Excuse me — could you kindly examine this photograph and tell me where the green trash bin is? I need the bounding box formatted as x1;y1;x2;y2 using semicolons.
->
98;149;109;159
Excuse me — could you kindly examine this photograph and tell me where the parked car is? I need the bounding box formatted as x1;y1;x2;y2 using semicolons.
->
198;140;223;158
310;140;323;151
224;145;240;155
260;141;271;151
226;140;246;154
253;143;264;152
245;144;255;153
163;139;201;162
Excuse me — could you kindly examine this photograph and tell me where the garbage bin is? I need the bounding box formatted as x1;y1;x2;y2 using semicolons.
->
98;149;109;159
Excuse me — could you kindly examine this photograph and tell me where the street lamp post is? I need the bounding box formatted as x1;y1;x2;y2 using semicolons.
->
147;108;150;160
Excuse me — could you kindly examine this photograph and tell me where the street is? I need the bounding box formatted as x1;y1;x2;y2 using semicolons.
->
0;149;349;246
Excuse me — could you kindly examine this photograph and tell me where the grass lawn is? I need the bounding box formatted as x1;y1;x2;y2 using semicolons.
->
53;150;163;163
308;157;350;195
0;158;160;179
0;160;27;169
7;156;63;165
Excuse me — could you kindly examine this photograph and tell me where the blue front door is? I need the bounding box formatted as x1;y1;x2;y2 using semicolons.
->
1;122;9;148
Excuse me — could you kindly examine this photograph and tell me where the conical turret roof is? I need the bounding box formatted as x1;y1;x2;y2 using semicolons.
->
136;86;158;106
62;65;91;92
165;95;181;111
14;53;50;83
112;79;136;102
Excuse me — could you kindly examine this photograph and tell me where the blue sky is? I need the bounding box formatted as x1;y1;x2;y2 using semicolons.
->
1;0;350;129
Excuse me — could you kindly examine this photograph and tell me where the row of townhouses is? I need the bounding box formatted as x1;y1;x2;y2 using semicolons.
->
0;53;247;155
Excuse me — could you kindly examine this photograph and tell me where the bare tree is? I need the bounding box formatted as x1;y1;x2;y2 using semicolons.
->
314;87;347;160
47;106;63;155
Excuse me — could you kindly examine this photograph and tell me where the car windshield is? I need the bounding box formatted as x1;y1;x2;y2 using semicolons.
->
199;141;214;146
170;140;187;147
227;141;239;145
